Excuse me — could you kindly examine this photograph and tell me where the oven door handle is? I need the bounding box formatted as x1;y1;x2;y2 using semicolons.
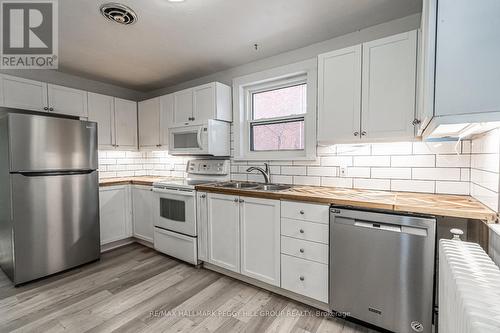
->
197;127;203;149
152;188;196;196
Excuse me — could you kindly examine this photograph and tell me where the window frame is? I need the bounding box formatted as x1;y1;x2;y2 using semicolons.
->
233;59;317;160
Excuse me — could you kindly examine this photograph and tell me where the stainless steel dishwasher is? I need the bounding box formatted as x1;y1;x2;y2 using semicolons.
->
330;207;436;333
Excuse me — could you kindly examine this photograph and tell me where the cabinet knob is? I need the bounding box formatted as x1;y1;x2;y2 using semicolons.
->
191;117;195;121
299;248;305;253
412;119;421;126
299;276;305;281
201;194;206;198
156;144;162;147
353;131;359;136
299;229;304;234
234;198;239;203
239;199;244;203
43;107;49;111
299;210;305;215
49;107;54;111
361;131;366;136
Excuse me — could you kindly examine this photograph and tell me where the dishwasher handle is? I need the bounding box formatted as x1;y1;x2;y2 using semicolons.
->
354;221;401;233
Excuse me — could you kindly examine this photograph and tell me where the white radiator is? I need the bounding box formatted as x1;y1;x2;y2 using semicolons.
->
439;239;500;333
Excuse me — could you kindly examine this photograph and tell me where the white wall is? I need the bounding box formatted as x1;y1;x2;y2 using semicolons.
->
143;14;421;100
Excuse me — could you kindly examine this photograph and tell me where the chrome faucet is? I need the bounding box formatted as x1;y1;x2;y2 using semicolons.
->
246;163;271;184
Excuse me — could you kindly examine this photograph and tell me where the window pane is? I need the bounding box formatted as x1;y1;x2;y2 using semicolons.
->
251;120;304;151
252;84;306;120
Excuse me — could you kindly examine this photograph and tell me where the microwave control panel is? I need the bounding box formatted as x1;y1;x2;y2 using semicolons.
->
187;159;229;175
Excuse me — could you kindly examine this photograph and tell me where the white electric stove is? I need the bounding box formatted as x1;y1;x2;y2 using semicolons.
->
152;159;229;264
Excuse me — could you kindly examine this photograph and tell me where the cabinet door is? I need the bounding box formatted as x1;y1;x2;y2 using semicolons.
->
416;0;437;135
434;0;500;116
361;30;417;141
159;93;173;147
114;98;138;150
0;75;48;112
132;186;154;243
207;193;240;272
240;197;280;286
318;45;362;143
196;192;208;261
138;97;160;149
173;88;193;126
193;83;215;125
99;186;132;245
47;84;88;117
88;92;115;148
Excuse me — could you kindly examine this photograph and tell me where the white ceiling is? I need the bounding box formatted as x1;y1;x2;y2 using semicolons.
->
59;0;421;91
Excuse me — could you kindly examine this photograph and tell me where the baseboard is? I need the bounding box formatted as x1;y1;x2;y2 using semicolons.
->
203;262;330;312
100;237;153;253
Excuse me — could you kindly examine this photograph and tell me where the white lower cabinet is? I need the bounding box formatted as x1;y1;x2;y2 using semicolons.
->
206;193;281;286
196;192;208;261
132;185;155;242
240;197;280;287
99;186;132;245
206;193;240;272
281;254;328;303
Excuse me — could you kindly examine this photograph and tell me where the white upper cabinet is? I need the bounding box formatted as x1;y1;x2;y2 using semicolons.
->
47;84;88;117
317;30;418;143
434;0;500;117
318;45;362;144
88;92;115;148
171;82;232;127
0;74;48;112
138;97;160;149
361;30;417;141
240;197;280;287
159;94;173;147
114;98;138;150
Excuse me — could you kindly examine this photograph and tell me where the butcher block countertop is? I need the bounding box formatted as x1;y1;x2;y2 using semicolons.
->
196;183;498;222
99;176;173;187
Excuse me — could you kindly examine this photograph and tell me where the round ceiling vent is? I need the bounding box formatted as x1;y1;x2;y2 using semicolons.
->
100;3;137;25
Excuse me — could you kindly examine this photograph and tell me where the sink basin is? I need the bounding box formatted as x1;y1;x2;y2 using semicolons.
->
256;184;292;191
219;182;260;189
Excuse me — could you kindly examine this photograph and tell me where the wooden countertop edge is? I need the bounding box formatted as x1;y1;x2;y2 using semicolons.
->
196;185;497;222
99;179;159;187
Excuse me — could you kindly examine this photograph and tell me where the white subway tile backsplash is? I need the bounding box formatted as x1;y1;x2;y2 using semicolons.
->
336;144;371;156
471;183;498;211
391;180;435;193
471;129;500;154
353;156;390;167
435;181;470;195
460;168;470;182
307;166;337;177
372;142;412;155
353;178;390;191
471;153;499;173
99;159;116;165
281;166;307;176
470;169;499;192
435;154;471;168
272;175;293;184
321;177;353;188
412;168;461;181
413;141;461;155
293;176;321;186
106;151;127;158
320;156;353;167
371;167;411;180
391;155;435;167
346;167;370;178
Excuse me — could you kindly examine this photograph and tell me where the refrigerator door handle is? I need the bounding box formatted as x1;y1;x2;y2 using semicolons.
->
17;170;95;177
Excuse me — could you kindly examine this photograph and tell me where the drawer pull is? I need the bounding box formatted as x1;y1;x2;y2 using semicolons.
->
299;229;304;234
299;210;305;215
299;248;305;253
299;276;305;281
234;198;239;203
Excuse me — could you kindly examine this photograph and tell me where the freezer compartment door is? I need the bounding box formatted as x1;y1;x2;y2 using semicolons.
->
8;114;97;172
11;171;100;284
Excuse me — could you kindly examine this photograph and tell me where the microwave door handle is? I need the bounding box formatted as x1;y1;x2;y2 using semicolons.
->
197;127;203;149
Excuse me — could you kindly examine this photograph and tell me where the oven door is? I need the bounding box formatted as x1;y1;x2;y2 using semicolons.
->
153;187;197;237
169;125;207;155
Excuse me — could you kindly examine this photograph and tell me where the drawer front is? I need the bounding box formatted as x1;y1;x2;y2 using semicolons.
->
281;236;328;264
281;218;329;244
154;227;198;265
281;201;329;224
281;254;328;303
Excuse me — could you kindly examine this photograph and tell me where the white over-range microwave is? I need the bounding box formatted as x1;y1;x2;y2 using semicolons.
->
168;120;230;156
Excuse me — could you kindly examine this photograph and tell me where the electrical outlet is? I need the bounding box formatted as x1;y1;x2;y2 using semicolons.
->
340;167;347;177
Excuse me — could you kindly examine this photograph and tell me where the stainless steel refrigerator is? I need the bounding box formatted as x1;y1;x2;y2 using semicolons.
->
0;113;100;285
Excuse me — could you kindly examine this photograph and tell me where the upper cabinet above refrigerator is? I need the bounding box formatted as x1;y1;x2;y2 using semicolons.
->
418;0;500;139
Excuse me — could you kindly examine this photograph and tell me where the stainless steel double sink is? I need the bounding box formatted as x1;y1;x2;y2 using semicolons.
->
216;182;292;192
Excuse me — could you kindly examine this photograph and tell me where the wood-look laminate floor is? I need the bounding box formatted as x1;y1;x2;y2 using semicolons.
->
0;243;375;333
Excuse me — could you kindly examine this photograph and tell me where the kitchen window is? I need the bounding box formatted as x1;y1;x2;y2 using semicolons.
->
233;60;317;160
